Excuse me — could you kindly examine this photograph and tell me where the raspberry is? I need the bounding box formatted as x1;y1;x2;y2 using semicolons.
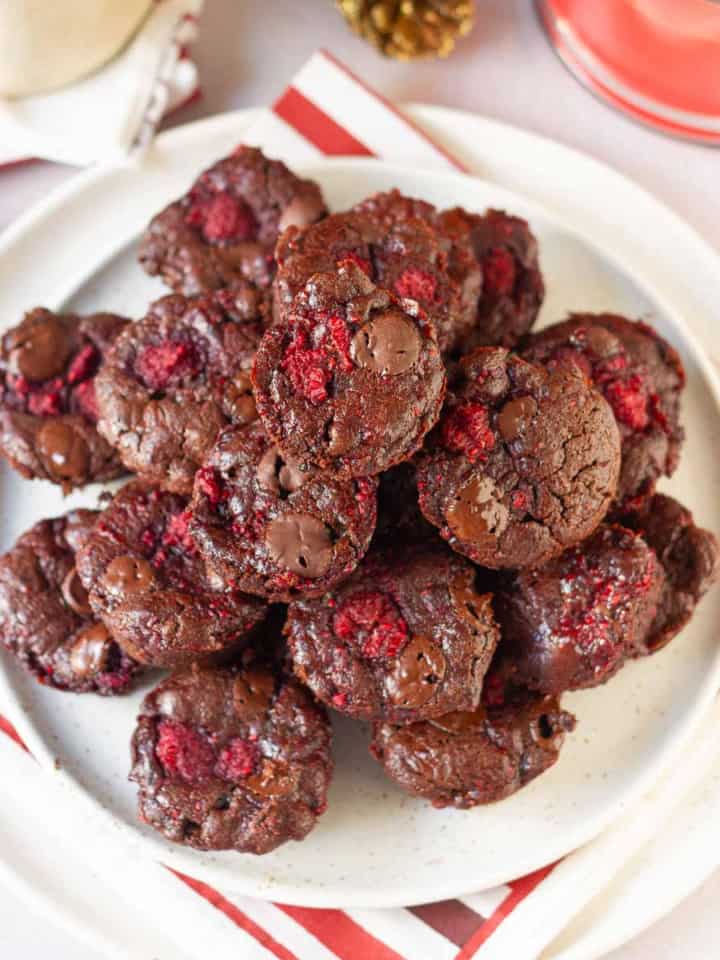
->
603;374;649;431
394;267;438;304
215;738;258;781
333;590;409;659
482;248;516;297
281;328;332;405
335;251;372;276
327;314;353;372
28;388;62;416
155;720;215;782
331;692;348;707
135;339;199;391
162;509;196;554
186;191;258;244
195;466;226;506
66;344;99;385
512;490;528;512
73;378;99;421
441;402;496;461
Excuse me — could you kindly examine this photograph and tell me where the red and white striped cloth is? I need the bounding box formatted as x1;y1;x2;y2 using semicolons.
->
2;49;718;960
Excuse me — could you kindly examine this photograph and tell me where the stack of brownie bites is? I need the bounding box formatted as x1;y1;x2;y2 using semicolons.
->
1;147;718;855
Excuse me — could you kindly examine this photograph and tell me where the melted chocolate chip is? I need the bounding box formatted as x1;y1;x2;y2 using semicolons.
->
351;311;421;375
265;513;333;578
36;421;90;482
232;668;274;721
61;567;92;616
103;555;155;595
582;324;621;358
223;370;257;425
256;446;306;496
277;193;326;233
384;636;447;708
497;396;537;442
448;576;492;632
429;709;485;734
446;475;509;543
6;314;70;381
69;623;112;678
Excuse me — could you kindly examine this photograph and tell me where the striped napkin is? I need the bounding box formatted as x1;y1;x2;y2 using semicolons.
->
1;49;718;960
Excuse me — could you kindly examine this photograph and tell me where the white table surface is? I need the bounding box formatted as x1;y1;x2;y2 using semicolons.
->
0;1;718;957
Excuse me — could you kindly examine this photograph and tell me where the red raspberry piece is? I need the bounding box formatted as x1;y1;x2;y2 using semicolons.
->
73;378;99;421
215;738;258;780
331;692;348;708
66;344;99;385
394;266;438;304
482;247;516;296
335;251;372;276
512;490;528;512
155;719;216;782
195;466;226;506
281;328;332;405
441;402;496;461
162;509;196;554
28;389;62;416
327;314;353;373
185;191;258;244
603;374;649;431
135;339;199;391
333;590;409;659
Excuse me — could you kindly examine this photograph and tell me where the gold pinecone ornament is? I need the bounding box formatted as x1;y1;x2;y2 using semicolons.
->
337;0;475;60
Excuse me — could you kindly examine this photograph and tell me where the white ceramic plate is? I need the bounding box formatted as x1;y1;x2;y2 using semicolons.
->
1;109;720;911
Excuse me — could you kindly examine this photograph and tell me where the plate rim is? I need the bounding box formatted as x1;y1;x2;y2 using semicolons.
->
1;106;720;911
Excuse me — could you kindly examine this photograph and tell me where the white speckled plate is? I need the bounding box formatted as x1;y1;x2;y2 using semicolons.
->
1;109;719;909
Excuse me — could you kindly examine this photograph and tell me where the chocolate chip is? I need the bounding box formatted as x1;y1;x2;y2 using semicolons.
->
265;513;332;578
6;313;70;381
223;370;257;425
497;396;537;442
278;193;326;233
583;325;621;358
429;709;485;734
384;636;447;708
61;567;92;616
232;667;274;722
103;555;155;595
69;623;112;678
448;576;493;632
36;420;90;482
351;310;421;375
447;475;509;543
256;446;306;497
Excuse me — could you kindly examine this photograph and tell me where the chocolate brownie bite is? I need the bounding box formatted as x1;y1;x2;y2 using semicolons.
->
275;205;476;356
370;692;575;809
0;307;128;490
130;661;332;853
438;207;544;350
493;524;664;694
416;346;621;569
352;191;483;354
188;420;378;602
619;494;719;652
139;146;327;295
76;482;267;667
285;543;499;723
522;313;685;508
95;286;266;494
254;262;446;478
0;509;138;694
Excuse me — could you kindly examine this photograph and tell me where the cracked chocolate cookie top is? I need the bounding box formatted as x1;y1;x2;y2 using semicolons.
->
95;286;267;494
416;346;621;568
130;661;332;853
285;542;499;724
253;261;446;478
0;307;129;490
522;313;685;509
139;145;327;295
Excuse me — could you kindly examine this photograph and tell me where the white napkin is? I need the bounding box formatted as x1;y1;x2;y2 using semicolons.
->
0;0;203;167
